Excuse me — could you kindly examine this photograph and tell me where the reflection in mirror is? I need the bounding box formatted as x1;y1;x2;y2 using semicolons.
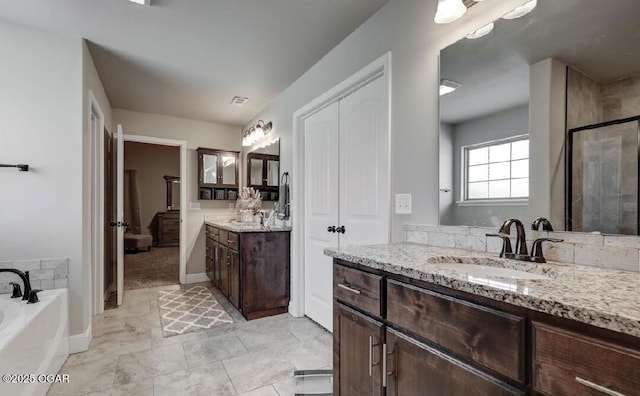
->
164;175;180;211
221;154;237;185
247;140;280;201
202;153;217;184
439;0;640;234
250;159;263;185
267;160;279;187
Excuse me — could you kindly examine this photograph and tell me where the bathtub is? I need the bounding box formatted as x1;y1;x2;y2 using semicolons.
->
0;289;69;396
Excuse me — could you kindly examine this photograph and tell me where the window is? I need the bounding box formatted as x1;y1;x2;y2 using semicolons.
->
463;136;529;201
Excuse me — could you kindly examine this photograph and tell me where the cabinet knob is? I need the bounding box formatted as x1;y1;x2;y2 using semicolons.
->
336;226;345;234
327;226;336;233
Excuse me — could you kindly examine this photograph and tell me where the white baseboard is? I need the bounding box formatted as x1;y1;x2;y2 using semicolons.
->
69;324;92;354
185;272;210;284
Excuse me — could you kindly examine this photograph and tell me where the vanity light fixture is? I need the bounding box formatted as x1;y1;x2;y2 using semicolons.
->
502;0;537;20
243;121;274;147
440;79;461;96
434;0;467;24
466;22;494;39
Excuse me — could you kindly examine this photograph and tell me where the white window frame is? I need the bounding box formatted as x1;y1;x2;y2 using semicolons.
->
458;134;529;207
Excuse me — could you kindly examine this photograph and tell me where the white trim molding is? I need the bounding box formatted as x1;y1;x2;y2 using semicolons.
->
457;199;529;207
185;272;210;284
88;90;105;317
291;52;392;318
69;324;92;354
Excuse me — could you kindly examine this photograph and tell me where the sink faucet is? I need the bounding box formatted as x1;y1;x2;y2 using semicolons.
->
486;218;563;263
499;218;529;258
531;217;554;231
0;268;32;301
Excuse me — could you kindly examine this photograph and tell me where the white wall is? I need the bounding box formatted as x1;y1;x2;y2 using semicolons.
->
0;20;87;335
243;0;531;241
446;105;530;227
111;109;242;274
529;58;567;230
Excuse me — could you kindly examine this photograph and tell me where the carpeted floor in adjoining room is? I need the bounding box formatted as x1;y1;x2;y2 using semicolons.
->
124;247;179;290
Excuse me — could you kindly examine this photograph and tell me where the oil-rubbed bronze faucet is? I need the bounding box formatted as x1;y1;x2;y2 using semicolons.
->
531;217;554;231
487;218;563;263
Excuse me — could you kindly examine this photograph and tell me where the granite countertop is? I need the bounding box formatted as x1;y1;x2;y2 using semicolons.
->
205;220;291;233
324;243;640;338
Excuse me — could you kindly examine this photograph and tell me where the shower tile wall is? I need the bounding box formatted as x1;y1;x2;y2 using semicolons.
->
0;258;68;294
567;67;640;130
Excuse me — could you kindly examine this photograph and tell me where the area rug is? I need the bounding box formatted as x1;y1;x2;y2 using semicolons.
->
124;247;179;290
157;286;234;337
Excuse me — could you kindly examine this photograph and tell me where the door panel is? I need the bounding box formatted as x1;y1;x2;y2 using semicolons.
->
333;303;384;396
385;329;523;396
219;245;229;297
339;76;390;247
116;124;124;306
228;249;240;308
304;102;340;331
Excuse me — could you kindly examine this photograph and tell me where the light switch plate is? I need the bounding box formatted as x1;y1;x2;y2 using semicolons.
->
395;193;412;214
189;202;201;211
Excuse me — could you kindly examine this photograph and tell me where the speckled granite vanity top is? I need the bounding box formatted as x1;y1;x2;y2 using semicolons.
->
205;220;291;233
324;243;640;338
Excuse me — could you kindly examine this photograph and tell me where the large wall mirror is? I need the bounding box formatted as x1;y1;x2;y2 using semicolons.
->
246;140;280;201
439;0;640;235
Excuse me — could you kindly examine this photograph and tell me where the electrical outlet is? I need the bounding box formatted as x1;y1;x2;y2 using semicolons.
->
395;194;412;214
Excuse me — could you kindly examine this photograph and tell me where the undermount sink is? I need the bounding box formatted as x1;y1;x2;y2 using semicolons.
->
433;263;549;280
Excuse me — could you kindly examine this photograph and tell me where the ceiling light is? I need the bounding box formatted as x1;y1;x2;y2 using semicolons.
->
440;79;461;96
434;0;467;24
502;0;537;20
128;0;151;5
466;22;494;39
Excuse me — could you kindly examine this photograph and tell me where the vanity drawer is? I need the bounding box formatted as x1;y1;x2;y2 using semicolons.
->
333;264;382;317
162;224;180;234
387;280;525;383
219;230;228;246
533;322;640;395
226;232;239;251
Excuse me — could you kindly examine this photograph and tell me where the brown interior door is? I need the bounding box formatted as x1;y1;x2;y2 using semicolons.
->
104;128;116;301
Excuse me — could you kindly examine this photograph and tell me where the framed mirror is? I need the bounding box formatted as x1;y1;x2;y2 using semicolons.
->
439;0;640;234
246;140;280;201
163;175;180;211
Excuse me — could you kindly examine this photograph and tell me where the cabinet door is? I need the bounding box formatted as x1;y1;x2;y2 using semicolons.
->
228;249;240;309
385;329;524;396
333;303;384;396
212;241;220;288
218;245;229;297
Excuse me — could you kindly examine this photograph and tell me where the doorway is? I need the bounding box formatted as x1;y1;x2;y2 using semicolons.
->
99;131;188;308
118;141;181;291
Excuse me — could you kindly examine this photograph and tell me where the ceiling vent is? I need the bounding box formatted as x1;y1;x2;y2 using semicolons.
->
230;96;249;107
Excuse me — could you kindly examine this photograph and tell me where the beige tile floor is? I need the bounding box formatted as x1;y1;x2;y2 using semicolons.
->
48;282;332;396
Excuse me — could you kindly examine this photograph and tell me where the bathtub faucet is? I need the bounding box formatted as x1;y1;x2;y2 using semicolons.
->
0;268;32;301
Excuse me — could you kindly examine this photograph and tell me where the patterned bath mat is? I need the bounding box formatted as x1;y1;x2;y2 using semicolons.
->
157;286;234;337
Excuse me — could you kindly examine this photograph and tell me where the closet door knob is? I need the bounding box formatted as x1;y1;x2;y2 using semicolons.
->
327;226;336;233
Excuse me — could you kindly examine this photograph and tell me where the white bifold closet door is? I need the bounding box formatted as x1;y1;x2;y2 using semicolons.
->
304;75;389;331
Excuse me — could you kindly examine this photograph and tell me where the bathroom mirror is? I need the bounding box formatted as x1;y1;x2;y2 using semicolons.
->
247;140;280;201
439;0;640;234
164;175;180;211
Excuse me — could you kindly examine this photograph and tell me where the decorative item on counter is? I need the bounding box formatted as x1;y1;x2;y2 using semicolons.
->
237;187;262;222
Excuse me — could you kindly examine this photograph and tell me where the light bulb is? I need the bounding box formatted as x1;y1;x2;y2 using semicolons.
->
434;0;467;24
466;22;494;39
502;0;537;20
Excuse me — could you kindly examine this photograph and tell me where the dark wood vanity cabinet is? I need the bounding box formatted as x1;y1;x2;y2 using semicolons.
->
333;259;640;396
206;224;290;320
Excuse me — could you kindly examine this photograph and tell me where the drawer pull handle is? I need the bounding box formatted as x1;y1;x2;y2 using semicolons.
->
382;343;387;388
338;283;361;295
369;336;373;377
575;377;626;396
